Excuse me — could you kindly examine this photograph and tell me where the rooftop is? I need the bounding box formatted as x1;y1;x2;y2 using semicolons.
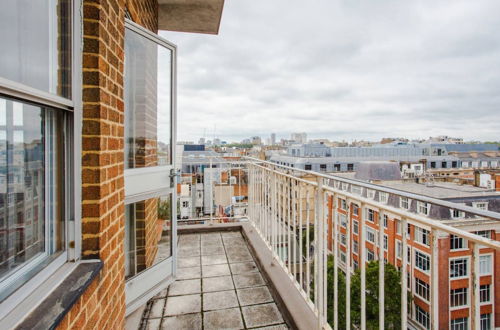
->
378;181;500;199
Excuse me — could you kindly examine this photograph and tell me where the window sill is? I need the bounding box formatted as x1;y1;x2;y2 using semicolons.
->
13;260;102;330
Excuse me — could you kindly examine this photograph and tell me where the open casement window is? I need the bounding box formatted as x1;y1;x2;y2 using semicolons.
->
0;0;80;321
123;20;177;315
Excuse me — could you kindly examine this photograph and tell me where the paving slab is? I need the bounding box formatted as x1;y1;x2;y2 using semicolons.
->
229;262;259;275
203;290;239;311
227;250;253;263
237;286;273;306
201;254;227;266
149;299;166;318
203;307;244;330
233;273;266;289
201;244;225;256
242;303;284;328
202;275;234;292
161;313;202;330
177;266;201;280
168;279;201;296
144;318;161;330
178;256;200;268
164;294;201;316
178;247;201;257
202;264;231;277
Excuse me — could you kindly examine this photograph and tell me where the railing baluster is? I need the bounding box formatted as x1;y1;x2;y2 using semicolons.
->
360;203;366;330
333;195;338;330
471;243;480;330
323;189;328;326
401;218;408;330
378;210;385;330
430;228;439;330
288;176;292;274
314;179;319;316
299;182;304;292
345;198;351;330
306;189;311;299
292;179;297;280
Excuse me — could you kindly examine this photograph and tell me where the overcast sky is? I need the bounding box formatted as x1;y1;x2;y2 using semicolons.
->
161;0;500;143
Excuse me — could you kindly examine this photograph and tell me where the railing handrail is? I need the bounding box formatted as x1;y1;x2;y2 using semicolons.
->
243;156;500;221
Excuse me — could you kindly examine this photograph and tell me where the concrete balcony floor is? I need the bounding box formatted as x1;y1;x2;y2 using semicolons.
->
140;231;289;329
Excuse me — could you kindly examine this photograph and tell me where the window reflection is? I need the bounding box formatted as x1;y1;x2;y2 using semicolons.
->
0;0;72;98
125;194;172;279
0;97;64;300
124;29;172;169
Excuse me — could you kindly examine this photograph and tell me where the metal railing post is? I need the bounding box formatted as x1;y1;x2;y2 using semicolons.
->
378;210;385;330
401;218;408;330
360;203;366;330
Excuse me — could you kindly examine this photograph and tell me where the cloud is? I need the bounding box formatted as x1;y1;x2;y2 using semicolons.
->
160;0;500;143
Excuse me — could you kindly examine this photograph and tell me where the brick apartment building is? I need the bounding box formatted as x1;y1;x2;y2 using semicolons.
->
0;0;224;328
327;182;500;329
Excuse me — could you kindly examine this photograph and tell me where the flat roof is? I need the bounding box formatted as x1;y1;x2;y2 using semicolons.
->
378;181;500;199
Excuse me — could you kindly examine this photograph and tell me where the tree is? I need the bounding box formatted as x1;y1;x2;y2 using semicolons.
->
349;261;404;329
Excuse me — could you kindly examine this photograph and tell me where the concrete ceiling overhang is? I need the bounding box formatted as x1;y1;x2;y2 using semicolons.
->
158;0;225;34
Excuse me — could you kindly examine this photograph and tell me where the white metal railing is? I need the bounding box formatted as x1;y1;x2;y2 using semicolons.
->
178;155;500;330
246;157;500;330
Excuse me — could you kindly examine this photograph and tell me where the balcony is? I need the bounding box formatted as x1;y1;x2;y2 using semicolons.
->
138;157;500;330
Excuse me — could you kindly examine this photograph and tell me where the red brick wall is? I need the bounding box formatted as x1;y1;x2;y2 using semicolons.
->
57;1;158;329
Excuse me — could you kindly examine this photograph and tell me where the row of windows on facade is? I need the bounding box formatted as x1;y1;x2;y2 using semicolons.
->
416;305;492;330
338;192;489;219
277;160;499;171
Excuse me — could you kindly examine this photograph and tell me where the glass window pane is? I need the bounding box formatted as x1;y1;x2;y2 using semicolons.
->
0;0;72;98
0;96;65;301
125;194;173;279
124;29;172;169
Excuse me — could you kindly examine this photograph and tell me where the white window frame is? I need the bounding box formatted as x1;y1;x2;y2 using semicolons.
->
450;287;468;309
353;220;359;235
415;304;430;330
479;254;492;275
479;284;491;304
451;209;465;219
400;196;410;210
415;250;430;273
353;204;359;216
366;189;375;199
339;214;347;228
379;192;389;204
449;257;469;279
480;313;492;330
473;202;488;211
450;235;467;251
365;226;376;244
0;0;83;324
396;240;402;259
473;230;491;239
366;208;375;222
450;317;468;330
415;227;430;247
415;277;430;302
366;248;375;261
340;198;347;210
351;185;362;195
417;201;430;216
